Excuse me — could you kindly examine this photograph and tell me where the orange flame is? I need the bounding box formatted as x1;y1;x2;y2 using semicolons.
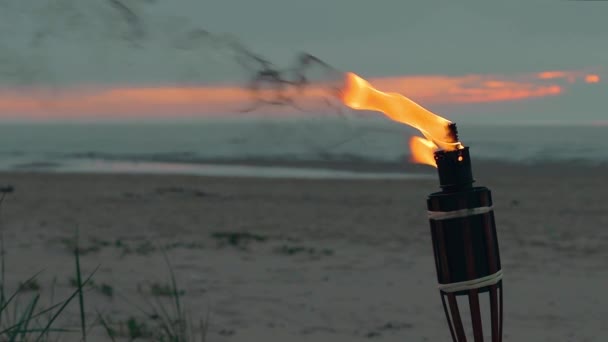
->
341;72;462;167
409;136;440;167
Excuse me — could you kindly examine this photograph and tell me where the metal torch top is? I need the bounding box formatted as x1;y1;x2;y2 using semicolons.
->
434;147;475;192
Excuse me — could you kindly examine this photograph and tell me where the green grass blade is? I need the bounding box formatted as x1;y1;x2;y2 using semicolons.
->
46;276;57;341
0;299;68;336
96;310;116;342
5;294;39;342
162;251;182;317
34;265;99;342
0;271;44;314
17;294;40;341
73;232;87;342
151;296;177;338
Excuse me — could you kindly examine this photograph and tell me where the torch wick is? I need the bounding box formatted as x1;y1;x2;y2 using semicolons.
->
447;123;460;143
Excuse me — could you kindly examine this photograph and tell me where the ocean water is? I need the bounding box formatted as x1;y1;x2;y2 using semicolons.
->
0;118;605;177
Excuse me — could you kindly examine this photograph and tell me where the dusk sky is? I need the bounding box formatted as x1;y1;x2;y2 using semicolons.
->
0;1;606;123
198;1;607;74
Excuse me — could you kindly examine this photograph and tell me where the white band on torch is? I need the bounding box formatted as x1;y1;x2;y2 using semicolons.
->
428;206;493;221
438;270;503;293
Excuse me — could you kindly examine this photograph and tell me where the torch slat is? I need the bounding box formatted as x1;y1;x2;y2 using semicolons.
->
442;293;458;342
463;210;485;342
499;284;504;339
447;294;468;341
489;285;500;342
468;290;484;342
433;220;453;284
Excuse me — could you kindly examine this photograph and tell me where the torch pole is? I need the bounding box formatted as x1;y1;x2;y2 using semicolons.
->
427;143;503;342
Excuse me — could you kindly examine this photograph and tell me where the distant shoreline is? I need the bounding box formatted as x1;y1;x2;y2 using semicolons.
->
1;157;606;181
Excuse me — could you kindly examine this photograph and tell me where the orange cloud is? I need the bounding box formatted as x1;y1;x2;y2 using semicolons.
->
368;67;603;105
0;68;599;119
0;86;251;118
585;74;600;84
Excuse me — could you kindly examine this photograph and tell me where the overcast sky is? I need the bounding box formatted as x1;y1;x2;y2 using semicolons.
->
192;1;607;75
1;1;606;123
160;1;608;123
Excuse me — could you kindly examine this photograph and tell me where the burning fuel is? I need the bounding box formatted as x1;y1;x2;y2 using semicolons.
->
338;69;602;167
341;72;462;167
409;136;442;167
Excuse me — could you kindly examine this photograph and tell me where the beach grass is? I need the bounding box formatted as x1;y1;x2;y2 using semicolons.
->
0;193;208;341
0;235;207;341
0;231;97;341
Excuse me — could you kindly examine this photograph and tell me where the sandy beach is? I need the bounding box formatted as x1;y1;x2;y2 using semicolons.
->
0;161;606;341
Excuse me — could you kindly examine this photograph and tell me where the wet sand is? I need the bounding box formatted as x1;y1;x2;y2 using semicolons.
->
0;161;606;341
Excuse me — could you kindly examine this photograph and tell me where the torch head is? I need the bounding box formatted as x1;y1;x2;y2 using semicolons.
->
435;147;474;192
431;123;473;192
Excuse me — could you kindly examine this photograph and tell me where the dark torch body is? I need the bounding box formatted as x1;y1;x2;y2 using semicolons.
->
427;147;503;342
